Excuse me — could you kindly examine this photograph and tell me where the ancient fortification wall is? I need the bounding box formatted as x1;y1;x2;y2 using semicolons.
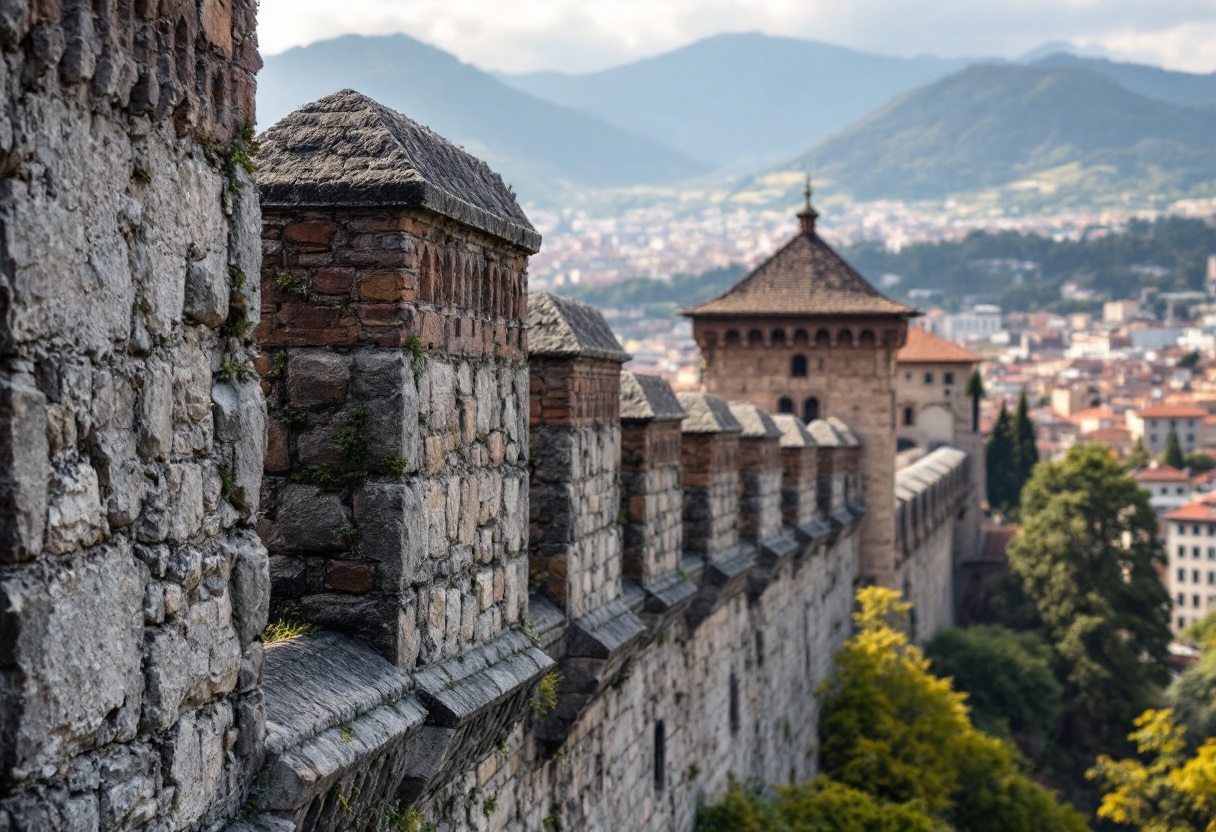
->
0;1;267;829
0;9;976;829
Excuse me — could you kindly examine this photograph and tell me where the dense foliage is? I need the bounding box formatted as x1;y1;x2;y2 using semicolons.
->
1008;443;1172;767
817;588;1087;832
986;393;1038;516
1166;612;1216;745
925;625;1062;747
1088;710;1216;831
694;778;941;832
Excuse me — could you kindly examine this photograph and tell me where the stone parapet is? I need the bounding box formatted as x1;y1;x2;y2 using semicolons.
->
772;414;831;545
256;98;534;669
619;372;695;627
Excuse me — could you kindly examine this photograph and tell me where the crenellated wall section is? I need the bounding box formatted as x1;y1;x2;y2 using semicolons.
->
0;36;972;825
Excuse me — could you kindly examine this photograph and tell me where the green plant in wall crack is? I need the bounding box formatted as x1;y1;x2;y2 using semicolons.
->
275;269;309;296
530;670;561;716
521;618;542;647
377;451;406;478
217;356;244;382
482;795;499;816
263;620;320;643
404;333;427;361
335;525;360;546
335;403;372;466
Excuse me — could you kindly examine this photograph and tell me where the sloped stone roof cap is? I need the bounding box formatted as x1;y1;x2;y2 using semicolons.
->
257;90;541;253
806;419;844;447
527;292;630;362
771;414;817;449
897;446;968;496
828;417;862;447
898;327;982;364
676;392;743;434
681;225;915;318
620;372;686;421
728;403;783;439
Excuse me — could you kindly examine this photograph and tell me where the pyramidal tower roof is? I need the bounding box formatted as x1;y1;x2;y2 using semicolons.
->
257;89;541;253
682;183;915;319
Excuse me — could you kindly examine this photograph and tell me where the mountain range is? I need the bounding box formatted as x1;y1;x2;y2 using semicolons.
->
257;33;1216;207
786;62;1216;204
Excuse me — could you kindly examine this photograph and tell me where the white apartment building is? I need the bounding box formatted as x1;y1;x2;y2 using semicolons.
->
1127;404;1210;456
1164;500;1216;633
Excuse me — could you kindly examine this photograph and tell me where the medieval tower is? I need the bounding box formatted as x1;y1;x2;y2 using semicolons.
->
683;187;916;589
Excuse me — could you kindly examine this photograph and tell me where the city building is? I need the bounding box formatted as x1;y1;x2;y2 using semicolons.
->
1128;404;1210;456
1163;499;1216;632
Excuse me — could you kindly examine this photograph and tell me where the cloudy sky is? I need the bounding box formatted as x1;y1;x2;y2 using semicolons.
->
256;0;1216;74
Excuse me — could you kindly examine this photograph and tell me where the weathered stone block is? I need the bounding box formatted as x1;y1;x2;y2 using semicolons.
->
286;351;350;408
0;546;143;778
267;484;346;553
0;373;49;562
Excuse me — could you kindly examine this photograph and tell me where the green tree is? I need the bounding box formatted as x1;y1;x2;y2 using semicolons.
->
1179;350;1201;369
694;777;940;832
1088;709;1216;831
1128;437;1150;469
925;625;1062;749
987;403;1019;513
1183;452;1216;473
1013;389;1039;496
966;369;986;433
1008;443;1173;763
818;588;1088;832
1164;426;1186;469
1165;612;1216;745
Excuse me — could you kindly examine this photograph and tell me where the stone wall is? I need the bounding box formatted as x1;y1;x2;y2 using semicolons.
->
0;1;267;829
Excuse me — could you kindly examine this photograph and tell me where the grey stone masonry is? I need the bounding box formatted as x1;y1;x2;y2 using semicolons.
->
772;414;831;546
619;372;695;626
807;419;853;528
0;1;266;829
676;392;754;628
527;295;646;748
729;403;800;596
257;92;536;669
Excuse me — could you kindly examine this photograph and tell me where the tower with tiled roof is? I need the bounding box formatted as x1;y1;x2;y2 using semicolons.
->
682;182;916;588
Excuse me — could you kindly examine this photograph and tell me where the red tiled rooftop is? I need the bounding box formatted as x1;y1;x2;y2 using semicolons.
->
1137;465;1190;482
1165;499;1216;521
1138;404;1209;418
897;327;982;364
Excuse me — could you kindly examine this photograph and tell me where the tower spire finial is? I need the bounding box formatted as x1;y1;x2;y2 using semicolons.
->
798;171;818;234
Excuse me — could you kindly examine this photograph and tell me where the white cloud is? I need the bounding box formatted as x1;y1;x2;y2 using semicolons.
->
255;0;1216;74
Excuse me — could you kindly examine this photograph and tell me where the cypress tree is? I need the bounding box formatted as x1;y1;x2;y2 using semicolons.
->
986;404;1017;512
965;370;985;433
1012;389;1039;503
1162;426;1185;469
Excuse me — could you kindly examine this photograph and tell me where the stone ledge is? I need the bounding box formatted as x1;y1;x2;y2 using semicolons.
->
750;529;802;598
401;628;555;801
527;592;568;651
686;544;756;629
536;599;646;749
258;632;428;824
263;632;413;757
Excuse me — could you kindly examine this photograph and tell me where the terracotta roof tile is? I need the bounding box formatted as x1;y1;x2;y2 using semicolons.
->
1136;465;1189;482
897;327;982;364
681;223;916;319
1138;404;1209;418
1164;499;1216;521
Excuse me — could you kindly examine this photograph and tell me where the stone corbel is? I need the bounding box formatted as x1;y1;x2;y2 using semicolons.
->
685;544;756;629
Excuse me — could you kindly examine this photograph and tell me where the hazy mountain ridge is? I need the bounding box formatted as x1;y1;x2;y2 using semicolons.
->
257;34;709;202
1030;53;1216;110
495;32;973;170
783;63;1216;204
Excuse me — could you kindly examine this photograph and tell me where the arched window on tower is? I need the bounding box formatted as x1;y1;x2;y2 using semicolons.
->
838;329;854;348
793;329;809;345
778;397;794;414
771;329;787;346
859;330;876;348
903;406;914;427
815;329;831;348
747;329;763;347
725;330;740;346
791;354;808;378
803;397;820;422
